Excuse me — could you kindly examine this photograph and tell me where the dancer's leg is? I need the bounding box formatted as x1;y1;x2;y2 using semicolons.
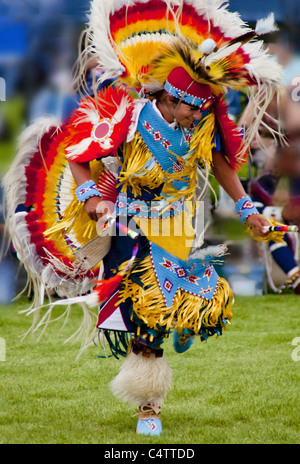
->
110;338;172;435
269;239;300;293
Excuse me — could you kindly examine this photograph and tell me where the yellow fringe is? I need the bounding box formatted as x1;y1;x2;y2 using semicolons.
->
118;254;234;335
118;133;165;197
188;112;216;167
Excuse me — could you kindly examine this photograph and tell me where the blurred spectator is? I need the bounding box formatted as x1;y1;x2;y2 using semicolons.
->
27;54;115;124
28;65;79;123
251;140;300;293
238;29;300;174
268;34;300;86
276;88;300;137
226;89;243;121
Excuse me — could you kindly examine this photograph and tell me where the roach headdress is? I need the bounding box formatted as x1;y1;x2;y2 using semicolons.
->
82;0;282;162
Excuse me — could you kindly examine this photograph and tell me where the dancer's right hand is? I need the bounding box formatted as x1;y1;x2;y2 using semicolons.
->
85;197;115;223
85;197;104;222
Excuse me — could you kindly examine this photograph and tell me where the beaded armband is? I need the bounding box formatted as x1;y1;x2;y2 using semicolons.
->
75;180;103;203
235;195;259;224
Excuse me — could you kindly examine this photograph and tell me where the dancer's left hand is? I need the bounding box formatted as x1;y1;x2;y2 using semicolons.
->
246;214;270;238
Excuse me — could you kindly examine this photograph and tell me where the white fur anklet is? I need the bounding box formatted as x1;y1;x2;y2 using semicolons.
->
110;350;172;407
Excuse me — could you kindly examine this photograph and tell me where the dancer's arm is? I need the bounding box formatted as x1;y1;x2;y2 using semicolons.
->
211;151;270;237
68;160;103;222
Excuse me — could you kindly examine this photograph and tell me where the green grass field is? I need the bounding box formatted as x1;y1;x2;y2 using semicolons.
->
0;294;299;444
0;96;26;177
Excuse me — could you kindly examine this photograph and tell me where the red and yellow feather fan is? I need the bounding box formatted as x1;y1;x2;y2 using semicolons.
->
3;85;135;302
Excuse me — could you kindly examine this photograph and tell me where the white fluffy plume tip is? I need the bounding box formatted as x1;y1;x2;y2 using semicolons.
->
255;12;279;35
199;38;217;55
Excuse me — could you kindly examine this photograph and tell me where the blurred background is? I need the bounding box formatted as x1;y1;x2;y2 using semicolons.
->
0;0;300;303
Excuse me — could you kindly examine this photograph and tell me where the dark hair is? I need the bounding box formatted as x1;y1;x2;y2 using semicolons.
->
147;89;198;109
146;89;168;102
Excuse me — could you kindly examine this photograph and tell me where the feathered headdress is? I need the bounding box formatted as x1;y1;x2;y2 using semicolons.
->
79;0;282;154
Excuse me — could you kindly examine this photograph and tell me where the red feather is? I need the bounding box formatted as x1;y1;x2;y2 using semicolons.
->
93;275;124;304
214;94;249;171
97;169;118;203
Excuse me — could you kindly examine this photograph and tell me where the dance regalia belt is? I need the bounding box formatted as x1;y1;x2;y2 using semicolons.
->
116;193;185;219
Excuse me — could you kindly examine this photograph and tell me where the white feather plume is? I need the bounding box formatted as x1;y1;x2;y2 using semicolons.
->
74;103;100;127
87;0;126;82
255;12;278;35
65;137;94;160
111;96;130;124
204;42;245;66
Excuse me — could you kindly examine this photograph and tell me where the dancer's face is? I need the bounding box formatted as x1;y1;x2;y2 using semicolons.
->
159;93;203;128
173;101;203;128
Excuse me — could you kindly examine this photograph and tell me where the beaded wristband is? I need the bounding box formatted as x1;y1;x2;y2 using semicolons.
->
75;180;103;203
235;195;259;224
